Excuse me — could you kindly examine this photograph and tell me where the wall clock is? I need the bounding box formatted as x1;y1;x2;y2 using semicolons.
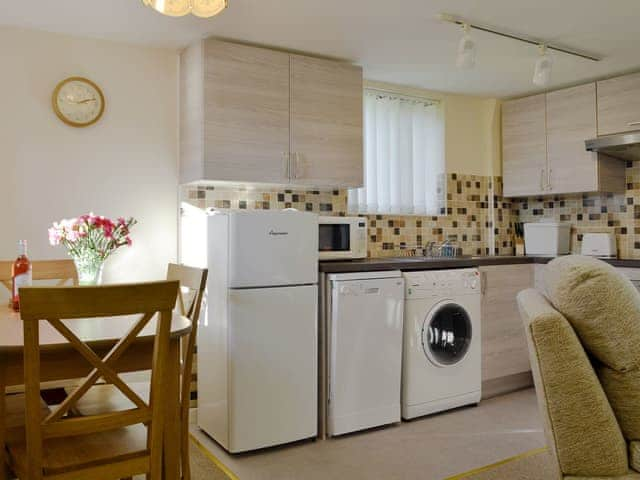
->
52;77;105;127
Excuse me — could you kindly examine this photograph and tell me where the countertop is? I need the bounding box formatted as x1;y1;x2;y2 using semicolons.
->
318;255;640;273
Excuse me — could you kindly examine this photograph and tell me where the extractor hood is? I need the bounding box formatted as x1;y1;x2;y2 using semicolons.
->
585;132;640;161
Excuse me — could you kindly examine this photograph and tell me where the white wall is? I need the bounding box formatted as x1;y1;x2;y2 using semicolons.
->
0;26;178;290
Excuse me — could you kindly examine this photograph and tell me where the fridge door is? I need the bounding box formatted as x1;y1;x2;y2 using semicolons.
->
227;285;318;452
329;275;405;436
228;210;318;288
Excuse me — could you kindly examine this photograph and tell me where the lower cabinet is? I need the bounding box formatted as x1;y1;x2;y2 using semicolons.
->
480;265;534;398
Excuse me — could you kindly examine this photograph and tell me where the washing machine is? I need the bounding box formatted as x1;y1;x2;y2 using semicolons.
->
401;268;482;420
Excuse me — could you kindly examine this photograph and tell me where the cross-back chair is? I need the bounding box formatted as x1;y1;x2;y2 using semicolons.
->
167;263;207;480
68;264;207;480
0;259;78;293
1;259;80;468
7;281;178;480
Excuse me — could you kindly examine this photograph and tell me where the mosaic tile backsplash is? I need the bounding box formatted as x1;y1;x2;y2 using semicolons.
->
510;160;640;259
181;173;515;258
182;160;640;259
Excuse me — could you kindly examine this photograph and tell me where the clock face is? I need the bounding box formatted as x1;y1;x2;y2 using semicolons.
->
52;77;105;127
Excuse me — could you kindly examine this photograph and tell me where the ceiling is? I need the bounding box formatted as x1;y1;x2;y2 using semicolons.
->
2;0;640;98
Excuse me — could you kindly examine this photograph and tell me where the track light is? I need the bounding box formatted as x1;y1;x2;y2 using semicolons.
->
439;13;600;83
532;45;553;86
456;23;476;69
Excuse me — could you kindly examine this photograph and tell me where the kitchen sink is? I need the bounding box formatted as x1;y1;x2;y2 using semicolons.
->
386;255;472;262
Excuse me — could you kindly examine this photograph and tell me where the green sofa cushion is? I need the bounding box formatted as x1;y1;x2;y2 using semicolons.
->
544;255;640;372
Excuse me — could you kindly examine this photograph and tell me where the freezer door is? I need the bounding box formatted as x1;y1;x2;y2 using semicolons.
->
228;211;318;288
329;277;405;436
227;285;318;452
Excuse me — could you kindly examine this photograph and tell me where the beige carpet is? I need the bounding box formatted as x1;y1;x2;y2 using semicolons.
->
132;438;231;480
445;448;556;480
187;443;555;480
190;437;234;480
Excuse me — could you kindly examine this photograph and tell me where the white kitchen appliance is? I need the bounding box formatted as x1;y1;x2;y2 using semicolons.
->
524;222;571;256
327;271;404;436
581;233;617;258
318;216;367;260
401;269;482;419
180;204;319;453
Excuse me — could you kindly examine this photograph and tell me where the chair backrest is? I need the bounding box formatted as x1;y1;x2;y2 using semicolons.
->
0;259;78;292
166;263;208;407
19;281;179;479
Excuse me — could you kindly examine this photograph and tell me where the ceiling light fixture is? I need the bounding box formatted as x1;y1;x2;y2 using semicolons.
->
456;23;476;69
532;45;553;86
438;13;600;85
142;0;228;18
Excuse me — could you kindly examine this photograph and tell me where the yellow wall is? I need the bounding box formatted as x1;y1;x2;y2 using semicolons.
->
364;81;501;176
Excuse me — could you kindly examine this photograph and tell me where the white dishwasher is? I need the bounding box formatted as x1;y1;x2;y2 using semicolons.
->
327;271;404;436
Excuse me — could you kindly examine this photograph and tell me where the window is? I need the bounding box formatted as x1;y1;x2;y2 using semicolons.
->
348;89;445;216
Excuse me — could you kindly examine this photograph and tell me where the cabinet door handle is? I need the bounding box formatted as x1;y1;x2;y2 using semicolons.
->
293;152;300;180
547;168;552;191
540;169;545;191
283;152;291;180
629;121;640;127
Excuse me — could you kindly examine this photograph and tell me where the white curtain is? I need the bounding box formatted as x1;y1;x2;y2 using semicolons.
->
348;90;445;216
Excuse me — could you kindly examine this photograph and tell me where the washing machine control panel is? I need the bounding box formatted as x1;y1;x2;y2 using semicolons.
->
404;269;481;298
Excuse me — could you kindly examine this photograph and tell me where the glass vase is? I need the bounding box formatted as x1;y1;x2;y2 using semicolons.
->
73;253;105;286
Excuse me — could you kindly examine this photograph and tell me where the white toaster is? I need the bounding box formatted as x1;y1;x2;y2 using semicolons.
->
581;233;617;258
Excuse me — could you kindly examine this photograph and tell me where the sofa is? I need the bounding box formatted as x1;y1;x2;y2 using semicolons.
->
517;255;640;479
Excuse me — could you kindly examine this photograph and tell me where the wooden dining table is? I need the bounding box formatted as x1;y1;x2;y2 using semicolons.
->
0;307;192;480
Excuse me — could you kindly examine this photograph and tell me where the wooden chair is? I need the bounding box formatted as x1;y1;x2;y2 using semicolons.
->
67;264;208;480
0;259;78;292
7;281;179;479
1;260;78;472
1;260;79;402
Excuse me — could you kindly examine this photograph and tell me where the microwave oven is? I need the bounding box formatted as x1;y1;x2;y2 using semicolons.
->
318;216;367;260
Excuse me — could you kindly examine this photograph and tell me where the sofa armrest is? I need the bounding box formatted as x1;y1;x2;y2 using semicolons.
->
517;289;627;478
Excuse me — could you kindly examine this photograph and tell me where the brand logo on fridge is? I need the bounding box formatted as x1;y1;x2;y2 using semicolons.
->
268;229;289;236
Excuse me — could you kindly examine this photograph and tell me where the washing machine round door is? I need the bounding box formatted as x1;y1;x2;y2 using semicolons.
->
422;301;472;367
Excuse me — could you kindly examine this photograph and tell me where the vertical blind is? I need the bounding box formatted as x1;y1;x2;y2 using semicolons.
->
348;90;445;216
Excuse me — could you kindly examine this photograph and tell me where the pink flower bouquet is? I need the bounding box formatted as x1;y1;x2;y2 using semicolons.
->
48;213;137;285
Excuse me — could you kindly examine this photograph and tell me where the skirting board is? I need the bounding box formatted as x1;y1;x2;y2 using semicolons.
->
482;371;534;400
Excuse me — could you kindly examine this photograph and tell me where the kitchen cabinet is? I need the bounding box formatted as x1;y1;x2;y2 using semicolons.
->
502;95;547;197
502;85;624;197
480;265;533;397
290;55;363;188
179;39;363;188
546;83;624;195
181;40;290;185
597;72;640;136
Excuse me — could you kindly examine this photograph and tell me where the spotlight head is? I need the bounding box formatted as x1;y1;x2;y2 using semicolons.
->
533;45;553;86
456;24;476;69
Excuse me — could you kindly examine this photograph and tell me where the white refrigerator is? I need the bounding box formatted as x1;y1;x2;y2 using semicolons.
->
180;204;319;453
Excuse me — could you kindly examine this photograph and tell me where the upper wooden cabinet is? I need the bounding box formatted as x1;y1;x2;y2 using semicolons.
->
502;83;624;197
502;94;547;197
184;40;291;184
179;39;364;188
597;72;640;136
290;55;363;188
546;83;623;195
